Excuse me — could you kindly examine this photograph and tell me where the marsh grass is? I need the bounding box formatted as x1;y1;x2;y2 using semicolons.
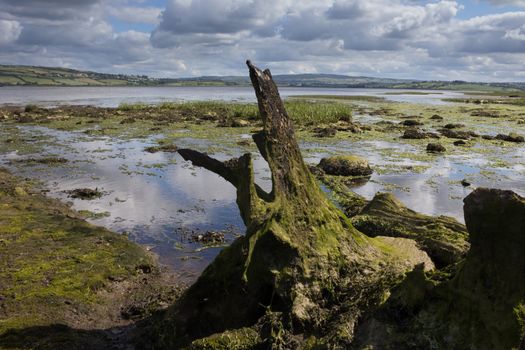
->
118;100;352;125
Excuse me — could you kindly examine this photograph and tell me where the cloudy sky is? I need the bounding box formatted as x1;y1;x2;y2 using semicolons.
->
0;0;524;81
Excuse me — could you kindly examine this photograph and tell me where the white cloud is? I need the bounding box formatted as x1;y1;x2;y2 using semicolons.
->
0;0;525;81
107;6;162;25
0;19;22;45
482;0;525;6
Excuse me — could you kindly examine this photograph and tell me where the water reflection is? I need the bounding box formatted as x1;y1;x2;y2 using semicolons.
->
1;125;524;281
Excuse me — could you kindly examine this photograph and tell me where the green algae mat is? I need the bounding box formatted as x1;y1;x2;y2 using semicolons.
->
0;168;179;349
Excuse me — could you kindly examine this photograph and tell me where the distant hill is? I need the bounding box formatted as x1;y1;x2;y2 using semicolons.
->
0;65;155;87
1;64;524;91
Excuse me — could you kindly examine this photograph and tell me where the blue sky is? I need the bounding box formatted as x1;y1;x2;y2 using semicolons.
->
1;0;524;81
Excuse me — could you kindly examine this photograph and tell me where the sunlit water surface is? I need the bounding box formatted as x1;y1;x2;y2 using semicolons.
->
1;124;523;282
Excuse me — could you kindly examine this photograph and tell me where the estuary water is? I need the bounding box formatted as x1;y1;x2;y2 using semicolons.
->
1;86;522;282
1;124;523;282
0;85;464;106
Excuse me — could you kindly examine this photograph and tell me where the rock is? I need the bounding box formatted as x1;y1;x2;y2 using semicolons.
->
453;140;467;146
461;179;471;187
440;128;478;140
313;127;337;138
402;128;439;140
318;155;373;177
447;189;525;348
217;118;251;127
426;143;446;153
430;114;443;120
443;123;464;129
400;120;423;126
471;110;500;118
495;133;524;143
120;117;136;124
144;144;178;153
190;231;226;245
200;112;218;121
231;119;250;127
334;121;370;133
353;189;525;349
237;140;251;146
482;135;495;140
351;193;469;267
65;188;104;200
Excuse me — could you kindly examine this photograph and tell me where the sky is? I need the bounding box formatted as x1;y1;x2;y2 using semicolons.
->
0;0;524;81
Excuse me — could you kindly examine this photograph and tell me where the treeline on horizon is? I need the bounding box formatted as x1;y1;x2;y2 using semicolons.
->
1;64;524;91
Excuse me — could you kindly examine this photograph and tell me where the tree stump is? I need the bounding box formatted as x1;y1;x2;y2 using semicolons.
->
152;62;434;349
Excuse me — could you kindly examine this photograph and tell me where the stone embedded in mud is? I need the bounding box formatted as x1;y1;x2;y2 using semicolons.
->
65;188;104;200
190;231;226;245
217;118;251;127
471;110;500;118
400;120;423;126
313;126;337;137
426;143;446;153
231;119;251;127
439;128;479;140
401;128;439;140
453;140;467;146
144;144;178;153
495;132;524;143
461;179;471;187
318;155;373;177
443;123;465;129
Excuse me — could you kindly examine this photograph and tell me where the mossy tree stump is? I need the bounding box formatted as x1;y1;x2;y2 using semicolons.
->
155;62;432;348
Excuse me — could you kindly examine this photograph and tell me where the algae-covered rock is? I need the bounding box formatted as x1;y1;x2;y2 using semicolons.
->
426;142;446;153
442;188;525;348
401;128;439;139
439;128;479;140
495;132;524;143
318;155;373;177
351;192;469;267
354;188;525;349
